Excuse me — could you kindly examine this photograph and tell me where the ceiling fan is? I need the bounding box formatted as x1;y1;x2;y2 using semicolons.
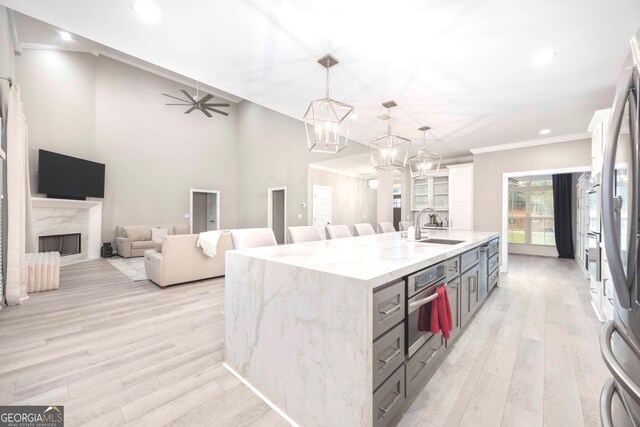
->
162;83;230;118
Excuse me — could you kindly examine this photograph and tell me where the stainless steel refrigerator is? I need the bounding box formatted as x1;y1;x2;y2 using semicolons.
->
600;28;640;427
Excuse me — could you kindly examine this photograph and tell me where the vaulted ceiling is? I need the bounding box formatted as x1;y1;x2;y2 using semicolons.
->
2;0;639;156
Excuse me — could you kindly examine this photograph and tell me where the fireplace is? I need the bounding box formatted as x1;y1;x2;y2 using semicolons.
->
39;233;81;256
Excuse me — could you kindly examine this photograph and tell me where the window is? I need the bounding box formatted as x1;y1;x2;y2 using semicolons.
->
392;196;401;208
508;176;555;245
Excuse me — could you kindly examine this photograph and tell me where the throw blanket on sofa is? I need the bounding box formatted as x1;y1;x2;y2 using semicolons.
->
196;231;223;257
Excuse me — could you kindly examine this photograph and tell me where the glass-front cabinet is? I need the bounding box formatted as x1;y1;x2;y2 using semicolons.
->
412;177;430;210
411;171;449;224
432;176;449;209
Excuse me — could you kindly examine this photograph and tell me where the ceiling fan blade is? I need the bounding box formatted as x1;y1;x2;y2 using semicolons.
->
165;103;193;106
201;108;212;118
198;93;213;105
205;106;229;116
184;107;196;114
181;89;197;104
162;93;190;103
203;103;230;107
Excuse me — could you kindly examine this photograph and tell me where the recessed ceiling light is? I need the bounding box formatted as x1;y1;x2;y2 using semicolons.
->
539;128;551;135
531;49;557;66
131;0;161;23
59;31;73;41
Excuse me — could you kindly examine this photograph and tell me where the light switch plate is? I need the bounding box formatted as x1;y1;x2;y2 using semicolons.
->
297;214;302;219
184;213;190;218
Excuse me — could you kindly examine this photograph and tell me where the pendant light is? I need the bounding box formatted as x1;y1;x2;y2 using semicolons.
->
409;126;441;178
369;101;412;170
303;54;355;153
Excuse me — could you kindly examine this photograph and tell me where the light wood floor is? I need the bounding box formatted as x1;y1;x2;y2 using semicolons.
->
0;255;607;426
399;255;608;427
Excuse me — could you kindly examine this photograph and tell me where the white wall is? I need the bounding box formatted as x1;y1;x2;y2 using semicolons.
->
307;167;376;229
16;50;239;242
473;139;591;234
236;100;369;230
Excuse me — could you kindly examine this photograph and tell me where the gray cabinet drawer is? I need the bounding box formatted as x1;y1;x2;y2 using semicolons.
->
373;280;405;340
460;248;479;273
488;238;499;258
488;268;499;292
373;365;405;427
406;335;443;398
444;256;460;280
488;253;499;274
373;322;405;390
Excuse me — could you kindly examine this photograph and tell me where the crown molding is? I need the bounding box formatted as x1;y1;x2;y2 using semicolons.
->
469;132;591;155
441;155;473;165
446;162;473;169
587;108;611;133
7;9;21;55
18;43;243;104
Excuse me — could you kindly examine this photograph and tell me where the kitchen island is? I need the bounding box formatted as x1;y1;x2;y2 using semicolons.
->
224;229;500;427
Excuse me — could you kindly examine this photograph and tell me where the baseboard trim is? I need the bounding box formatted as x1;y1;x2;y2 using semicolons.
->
222;363;299;427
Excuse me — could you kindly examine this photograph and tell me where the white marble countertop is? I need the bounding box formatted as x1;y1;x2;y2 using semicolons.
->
229;229;500;288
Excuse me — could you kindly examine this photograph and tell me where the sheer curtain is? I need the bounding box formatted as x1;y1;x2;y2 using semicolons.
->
5;83;34;305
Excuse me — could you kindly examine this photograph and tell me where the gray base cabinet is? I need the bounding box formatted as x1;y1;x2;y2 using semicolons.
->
447;275;462;342
371;236;499;427
460;264;480;329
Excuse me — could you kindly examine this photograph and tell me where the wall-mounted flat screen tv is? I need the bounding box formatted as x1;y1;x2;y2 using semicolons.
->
37;150;105;199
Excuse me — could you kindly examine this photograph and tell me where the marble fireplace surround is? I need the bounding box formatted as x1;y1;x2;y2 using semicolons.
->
32;197;102;265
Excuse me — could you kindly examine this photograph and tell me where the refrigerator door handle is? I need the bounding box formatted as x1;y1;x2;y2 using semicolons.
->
602;66;635;310
627;83;638;287
600;320;640;407
600;378;617;427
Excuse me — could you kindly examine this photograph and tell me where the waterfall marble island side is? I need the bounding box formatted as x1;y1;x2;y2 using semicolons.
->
224;230;500;427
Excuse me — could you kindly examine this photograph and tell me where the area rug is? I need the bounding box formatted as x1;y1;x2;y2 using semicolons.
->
107;257;148;281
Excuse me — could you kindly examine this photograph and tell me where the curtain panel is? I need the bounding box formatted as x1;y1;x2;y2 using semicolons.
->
552;174;575;259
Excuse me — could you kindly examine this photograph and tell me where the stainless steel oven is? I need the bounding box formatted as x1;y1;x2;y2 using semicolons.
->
587;182;602;282
406;263;446;358
587;231;602;281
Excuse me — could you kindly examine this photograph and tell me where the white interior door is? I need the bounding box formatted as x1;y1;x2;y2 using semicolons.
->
313;185;332;239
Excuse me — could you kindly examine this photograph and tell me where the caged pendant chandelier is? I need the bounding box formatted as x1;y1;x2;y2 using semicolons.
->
303;54;355;154
369;101;412;170
409;126;441;178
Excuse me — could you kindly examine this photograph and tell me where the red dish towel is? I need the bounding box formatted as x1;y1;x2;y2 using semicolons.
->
430;286;453;339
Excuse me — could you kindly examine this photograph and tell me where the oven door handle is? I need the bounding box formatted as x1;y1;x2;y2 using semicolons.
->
409;291;440;311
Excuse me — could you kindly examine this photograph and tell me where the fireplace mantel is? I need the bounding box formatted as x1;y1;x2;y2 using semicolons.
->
31;197;102;264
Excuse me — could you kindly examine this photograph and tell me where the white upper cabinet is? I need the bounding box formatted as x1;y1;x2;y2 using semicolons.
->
588;108;611;176
447;163;474;231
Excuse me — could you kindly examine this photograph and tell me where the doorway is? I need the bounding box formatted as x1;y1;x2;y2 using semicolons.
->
268;187;287;244
190;189;220;233
312;185;332;239
500;166;589;273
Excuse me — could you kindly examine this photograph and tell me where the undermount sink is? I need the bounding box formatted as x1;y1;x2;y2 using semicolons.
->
415;238;466;245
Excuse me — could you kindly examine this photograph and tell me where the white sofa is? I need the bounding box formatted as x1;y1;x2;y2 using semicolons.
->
115;224;189;258
144;232;232;287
